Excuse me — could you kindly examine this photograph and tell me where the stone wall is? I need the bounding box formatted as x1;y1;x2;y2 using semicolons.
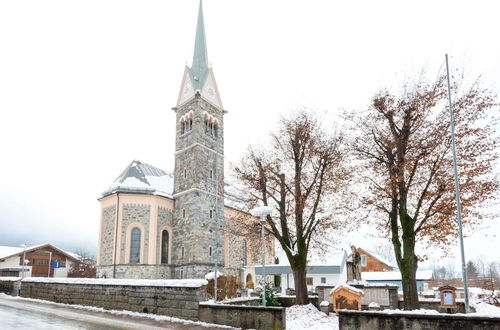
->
20;279;208;321
0;278;20;295
399;299;467;313
338;310;500;330
120;204;151;264
199;303;286;330
97;264;173;279
156;207;173;264
355;285;399;309
99;206;116;265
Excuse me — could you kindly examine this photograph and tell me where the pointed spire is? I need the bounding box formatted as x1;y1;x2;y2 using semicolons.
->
190;0;209;91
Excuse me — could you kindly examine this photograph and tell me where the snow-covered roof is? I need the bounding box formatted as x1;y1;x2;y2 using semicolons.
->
330;284;364;296
101;160;174;199
362;270;433;281
0;244;81;262
359;248;396;268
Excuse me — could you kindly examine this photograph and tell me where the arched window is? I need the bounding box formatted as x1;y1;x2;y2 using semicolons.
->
179;111;194;135
130;227;141;264
203;112;219;137
161;230;169;264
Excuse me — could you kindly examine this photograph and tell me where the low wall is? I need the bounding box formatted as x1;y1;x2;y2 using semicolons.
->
338;310;500;330
199;303;286;330
0;277;20;295
278;295;318;307
222;297;261;306
20;278;208;321
398;299;467;313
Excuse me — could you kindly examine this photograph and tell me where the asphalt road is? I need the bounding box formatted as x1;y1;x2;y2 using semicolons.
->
0;294;228;330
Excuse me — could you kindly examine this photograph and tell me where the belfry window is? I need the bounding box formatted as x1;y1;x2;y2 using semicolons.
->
179;111;194;135
203;111;219;137
130;227;141;264
161;230;169;264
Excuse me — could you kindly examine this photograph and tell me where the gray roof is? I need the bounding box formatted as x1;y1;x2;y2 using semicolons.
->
101;160;174;198
189;0;209;91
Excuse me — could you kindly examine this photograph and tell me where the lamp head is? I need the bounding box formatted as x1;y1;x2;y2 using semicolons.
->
250;206;273;217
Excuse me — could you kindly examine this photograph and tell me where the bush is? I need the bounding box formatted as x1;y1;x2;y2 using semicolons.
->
262;282;281;306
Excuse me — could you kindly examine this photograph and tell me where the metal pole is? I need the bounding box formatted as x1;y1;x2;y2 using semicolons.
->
21;246;26;279
261;215;266;307
445;53;470;313
48;252;52;278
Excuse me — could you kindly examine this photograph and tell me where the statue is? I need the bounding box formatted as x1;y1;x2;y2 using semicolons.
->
348;245;362;280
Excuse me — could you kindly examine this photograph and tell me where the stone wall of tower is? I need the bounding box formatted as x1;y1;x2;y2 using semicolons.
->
173;96;225;278
98;206;116;266
156;206;174;264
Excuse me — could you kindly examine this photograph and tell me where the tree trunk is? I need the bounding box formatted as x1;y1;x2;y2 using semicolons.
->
292;268;309;305
400;233;420;310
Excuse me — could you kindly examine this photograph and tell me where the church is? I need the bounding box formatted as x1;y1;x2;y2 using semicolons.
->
96;1;274;284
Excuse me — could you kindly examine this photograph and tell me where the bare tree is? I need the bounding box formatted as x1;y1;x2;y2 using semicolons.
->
348;72;498;309
232;111;350;304
67;250;96;278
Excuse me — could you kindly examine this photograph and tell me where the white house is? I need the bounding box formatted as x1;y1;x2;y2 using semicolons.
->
254;249;349;296
0;243;81;278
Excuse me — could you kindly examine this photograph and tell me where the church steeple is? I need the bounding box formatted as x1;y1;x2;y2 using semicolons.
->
176;0;223;110
190;0;209;91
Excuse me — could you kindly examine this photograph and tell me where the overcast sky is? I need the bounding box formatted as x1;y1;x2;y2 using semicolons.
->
0;1;498;266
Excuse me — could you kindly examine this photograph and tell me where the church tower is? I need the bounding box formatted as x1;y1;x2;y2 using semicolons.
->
172;0;225;278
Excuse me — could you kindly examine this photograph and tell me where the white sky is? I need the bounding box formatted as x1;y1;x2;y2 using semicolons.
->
0;1;498;266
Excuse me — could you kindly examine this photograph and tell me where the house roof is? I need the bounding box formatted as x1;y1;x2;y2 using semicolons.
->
101;160;174;199
257;250;348;275
362;270;433;281
358;248;396;268
0;244;81;262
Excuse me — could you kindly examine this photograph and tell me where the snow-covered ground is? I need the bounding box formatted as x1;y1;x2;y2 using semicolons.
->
469;299;500;317
286;304;338;330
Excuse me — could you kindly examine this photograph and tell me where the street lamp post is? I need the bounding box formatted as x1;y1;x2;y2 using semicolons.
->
250;206;273;307
20;244;27;279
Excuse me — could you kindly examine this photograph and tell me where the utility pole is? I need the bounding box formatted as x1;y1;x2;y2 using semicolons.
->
48;252;52;277
445;53;470;313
